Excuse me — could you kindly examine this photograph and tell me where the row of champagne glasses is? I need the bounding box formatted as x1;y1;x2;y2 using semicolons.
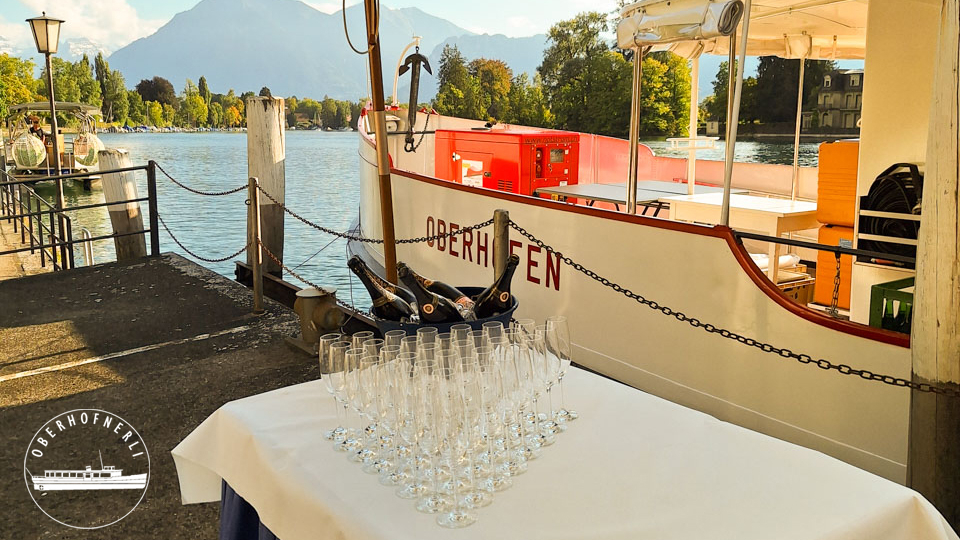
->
318;317;576;528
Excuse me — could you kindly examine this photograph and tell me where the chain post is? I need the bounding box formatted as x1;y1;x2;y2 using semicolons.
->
493;209;510;279
147;161;161;256
248;177;265;315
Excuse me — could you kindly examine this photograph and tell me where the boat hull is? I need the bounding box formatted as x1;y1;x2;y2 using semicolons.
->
355;125;912;483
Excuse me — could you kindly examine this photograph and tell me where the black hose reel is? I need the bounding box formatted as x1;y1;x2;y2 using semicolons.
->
857;163;923;266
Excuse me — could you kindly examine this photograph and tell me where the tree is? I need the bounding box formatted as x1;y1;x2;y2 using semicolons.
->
128;90;146;125
753;57;835;123
162;103;176;125
104;70;129;124
209;102;224;127
183;94;208;127
0;54;38;118
502;73;552;128
224;106;241;127
321;96;340;128
136;76;178;109
469;58;512;120
198;76;211;105
434;45;485;119
146;100;163;126
259;86;272;97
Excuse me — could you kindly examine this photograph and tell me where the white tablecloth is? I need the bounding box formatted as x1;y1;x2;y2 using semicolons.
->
172;368;958;540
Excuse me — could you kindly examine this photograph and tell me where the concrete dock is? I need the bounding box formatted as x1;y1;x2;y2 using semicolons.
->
0;253;315;538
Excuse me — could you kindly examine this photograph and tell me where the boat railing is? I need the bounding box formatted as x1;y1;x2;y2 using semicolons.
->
0;162;160;271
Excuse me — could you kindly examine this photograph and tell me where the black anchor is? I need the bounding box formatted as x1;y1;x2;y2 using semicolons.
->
398;47;432;152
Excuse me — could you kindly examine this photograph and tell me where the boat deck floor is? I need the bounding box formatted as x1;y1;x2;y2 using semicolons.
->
0;253;315;538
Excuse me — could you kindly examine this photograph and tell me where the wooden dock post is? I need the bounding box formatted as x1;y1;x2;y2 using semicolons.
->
248;177;265;315
246;96;285;277
909;0;960;529
99;149;146;261
493;209;510;278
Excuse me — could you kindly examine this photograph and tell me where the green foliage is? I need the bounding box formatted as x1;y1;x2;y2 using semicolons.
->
208;102;224;127
0;54;38;118
259;86;272;98
37;55;101;125
198;76;211;105
162;103;176;125
146;100;164;126
127;90;146;125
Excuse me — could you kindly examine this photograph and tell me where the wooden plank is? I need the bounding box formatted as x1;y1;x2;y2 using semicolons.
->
910;0;960;529
246;97;285;276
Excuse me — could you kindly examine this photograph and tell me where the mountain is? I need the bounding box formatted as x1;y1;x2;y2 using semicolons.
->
107;0;546;100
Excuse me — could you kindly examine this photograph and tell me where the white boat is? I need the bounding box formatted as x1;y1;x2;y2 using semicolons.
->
348;0;953;488
31;464;147;491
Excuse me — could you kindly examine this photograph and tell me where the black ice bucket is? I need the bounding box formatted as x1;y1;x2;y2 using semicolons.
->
374;286;519;335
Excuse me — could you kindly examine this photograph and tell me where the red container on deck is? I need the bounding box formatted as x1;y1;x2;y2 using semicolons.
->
434;128;580;197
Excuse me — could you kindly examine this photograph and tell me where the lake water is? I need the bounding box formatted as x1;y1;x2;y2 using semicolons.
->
28;132;819;310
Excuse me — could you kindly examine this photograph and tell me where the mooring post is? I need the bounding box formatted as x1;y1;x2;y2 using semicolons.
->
99;149;147;261
493;209;510;278
248;177;265;315
246;96;285;277
909;0;960;528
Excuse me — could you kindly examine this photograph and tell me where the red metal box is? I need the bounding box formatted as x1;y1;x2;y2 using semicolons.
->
434;128;580;197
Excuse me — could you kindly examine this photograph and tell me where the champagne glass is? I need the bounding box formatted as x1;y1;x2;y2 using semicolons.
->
417;326;438;347
400;335;418;356
352;330;375;350
450;324;471;344
363;338;384;359
435;359;478;528
482;321;504;345
546;315;578;422
342;346;365;458
537;326;561;437
358;354;381;473
319;333;345;441
383;329;406;349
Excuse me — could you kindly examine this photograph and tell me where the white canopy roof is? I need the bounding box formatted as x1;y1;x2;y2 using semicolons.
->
619;0;869;60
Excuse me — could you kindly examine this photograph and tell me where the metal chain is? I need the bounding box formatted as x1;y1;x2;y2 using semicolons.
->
158;214;249;263
827;252;842;318
404;107;432;153
155;163;247;197
255;184;492;244
508;220;960;398
258;240;371;316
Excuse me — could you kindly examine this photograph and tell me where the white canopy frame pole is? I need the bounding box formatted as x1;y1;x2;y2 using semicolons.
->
391;36;421;107
791;56;807;200
687;54;700;195
720;0;753;226
626;47;645;215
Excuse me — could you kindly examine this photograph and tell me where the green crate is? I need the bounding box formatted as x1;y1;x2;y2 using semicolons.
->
868;277;914;333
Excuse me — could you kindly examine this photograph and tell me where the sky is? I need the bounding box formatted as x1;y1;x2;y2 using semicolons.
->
0;0;618;53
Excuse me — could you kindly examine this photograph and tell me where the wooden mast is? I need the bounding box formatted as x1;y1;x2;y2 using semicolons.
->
909;0;960;527
363;0;399;284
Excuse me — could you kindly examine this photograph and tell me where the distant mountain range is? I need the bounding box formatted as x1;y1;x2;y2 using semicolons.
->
107;0;548;101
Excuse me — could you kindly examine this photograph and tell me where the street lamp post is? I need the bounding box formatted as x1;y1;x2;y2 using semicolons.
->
27;12;68;266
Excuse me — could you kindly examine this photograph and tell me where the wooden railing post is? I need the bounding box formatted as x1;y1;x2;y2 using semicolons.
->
493;209;510;279
246;96;285;277
248;177;265;315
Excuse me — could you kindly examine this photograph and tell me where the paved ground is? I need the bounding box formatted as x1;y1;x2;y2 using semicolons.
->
0;253;317;538
0;217;48;280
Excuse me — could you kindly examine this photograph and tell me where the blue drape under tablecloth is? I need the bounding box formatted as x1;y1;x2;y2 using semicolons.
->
220;481;279;540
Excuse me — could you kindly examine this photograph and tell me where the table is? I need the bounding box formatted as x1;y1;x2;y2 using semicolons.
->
661;192;819;283
172;368;957;540
534;181;743;216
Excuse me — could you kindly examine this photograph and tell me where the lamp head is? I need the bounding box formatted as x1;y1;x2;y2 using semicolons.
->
26;12;65;55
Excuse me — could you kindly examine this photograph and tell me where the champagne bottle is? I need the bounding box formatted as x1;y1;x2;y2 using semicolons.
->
397;263;465;323
347;257;415;321
474;254;519;319
348;255;417;308
396;262;475;311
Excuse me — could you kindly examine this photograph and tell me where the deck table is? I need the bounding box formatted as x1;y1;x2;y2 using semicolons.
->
661;192;819;284
534;181;743;216
172;367;955;540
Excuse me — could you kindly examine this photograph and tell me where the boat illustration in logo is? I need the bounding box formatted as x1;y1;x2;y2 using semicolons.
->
30;451;147;491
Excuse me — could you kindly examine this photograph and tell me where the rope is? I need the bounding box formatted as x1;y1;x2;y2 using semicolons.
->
158;213;249;263
343;0;372;55
155;163;247;196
